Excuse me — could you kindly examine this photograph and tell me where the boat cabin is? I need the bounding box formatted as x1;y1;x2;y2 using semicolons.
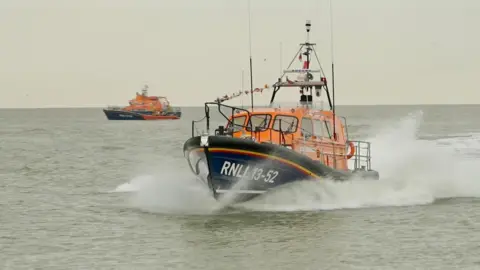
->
219;106;351;170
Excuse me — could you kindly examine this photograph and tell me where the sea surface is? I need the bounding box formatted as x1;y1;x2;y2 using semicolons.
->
1;105;479;270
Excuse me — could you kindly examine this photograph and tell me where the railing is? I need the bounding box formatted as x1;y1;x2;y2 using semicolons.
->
292;131;372;171
192;118;205;137
106;106;123;110
191;102;250;137
347;140;372;171
316;140;372;171
170;106;182;112
191;113;208;138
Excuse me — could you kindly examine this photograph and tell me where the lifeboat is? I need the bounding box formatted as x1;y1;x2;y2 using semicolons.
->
183;21;380;204
103;85;182;120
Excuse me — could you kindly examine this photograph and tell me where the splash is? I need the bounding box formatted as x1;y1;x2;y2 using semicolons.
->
213;159;276;211
113;169;219;215
109;175;155;193
239;110;480;211
113;110;480;214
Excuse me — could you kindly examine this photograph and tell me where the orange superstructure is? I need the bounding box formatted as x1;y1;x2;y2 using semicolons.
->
123;85;172;112
224;107;353;171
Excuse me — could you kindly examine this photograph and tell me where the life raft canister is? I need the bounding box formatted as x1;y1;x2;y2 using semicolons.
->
346;141;355;159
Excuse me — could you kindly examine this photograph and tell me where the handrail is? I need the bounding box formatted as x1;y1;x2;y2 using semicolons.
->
347;140;372;171
191;115;207;137
290;138;372;171
339;116;349;141
207;102;252;135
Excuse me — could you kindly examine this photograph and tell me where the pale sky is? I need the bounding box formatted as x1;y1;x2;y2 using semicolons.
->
0;0;479;108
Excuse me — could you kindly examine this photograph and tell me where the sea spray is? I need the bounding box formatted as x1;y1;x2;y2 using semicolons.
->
240;110;480;211
113;110;480;214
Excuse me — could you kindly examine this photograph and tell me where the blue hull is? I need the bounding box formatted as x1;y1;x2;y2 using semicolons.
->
103;109;145;120
103;109;181;120
183;135;357;204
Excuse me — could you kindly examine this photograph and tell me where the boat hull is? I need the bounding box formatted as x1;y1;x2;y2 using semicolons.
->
103;109;181;120
183;135;353;204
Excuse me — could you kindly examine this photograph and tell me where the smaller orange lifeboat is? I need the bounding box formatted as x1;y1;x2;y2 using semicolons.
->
103;85;182;120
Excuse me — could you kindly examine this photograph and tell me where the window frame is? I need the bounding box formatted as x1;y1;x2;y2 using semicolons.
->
301;117;314;138
313;119;325;137
272;114;299;134
227;115;247;132
246;114;272;132
324;119;333;137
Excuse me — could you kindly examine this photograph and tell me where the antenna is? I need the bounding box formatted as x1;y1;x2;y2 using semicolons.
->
280;42;283;76
242;69;245;108
247;0;254;113
242;69;245;92
305;20;312;108
329;0;337;139
306;19;311;42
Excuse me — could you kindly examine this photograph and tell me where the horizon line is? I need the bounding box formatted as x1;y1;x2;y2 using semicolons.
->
1;103;480;109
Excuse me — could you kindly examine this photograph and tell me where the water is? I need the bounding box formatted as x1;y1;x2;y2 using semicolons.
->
1;105;479;269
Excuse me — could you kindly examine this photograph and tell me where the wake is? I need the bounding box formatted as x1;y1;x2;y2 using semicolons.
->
111;110;480;214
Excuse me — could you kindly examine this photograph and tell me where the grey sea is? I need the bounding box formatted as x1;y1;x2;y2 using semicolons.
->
1;105;479;270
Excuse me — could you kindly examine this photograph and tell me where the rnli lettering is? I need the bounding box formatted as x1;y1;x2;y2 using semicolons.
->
219;161;279;183
220;161;249;177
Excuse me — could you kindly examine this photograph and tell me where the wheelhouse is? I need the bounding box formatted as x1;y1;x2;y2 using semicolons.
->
223;107;348;147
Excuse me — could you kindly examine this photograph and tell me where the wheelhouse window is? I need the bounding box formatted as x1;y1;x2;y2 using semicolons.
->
272;115;298;133
301;117;314;138
227;115;247;132
246;114;272;132
313;119;324;137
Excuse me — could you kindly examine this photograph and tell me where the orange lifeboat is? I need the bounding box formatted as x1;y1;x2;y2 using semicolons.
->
183;20;379;204
103;85;182;120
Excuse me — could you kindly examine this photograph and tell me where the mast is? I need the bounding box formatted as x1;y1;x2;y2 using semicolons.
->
269;20;333;112
280;42;283;76
247;0;254;113
242;69;245;92
241;69;245;108
330;0;337;140
141;84;148;96
305;20;312;108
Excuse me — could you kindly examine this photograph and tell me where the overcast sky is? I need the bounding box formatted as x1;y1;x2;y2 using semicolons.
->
0;0;479;108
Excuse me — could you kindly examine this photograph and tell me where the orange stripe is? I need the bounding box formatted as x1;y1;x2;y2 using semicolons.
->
206;147;321;179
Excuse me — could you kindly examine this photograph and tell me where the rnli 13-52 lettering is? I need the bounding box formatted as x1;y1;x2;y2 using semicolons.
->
219;161;279;183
